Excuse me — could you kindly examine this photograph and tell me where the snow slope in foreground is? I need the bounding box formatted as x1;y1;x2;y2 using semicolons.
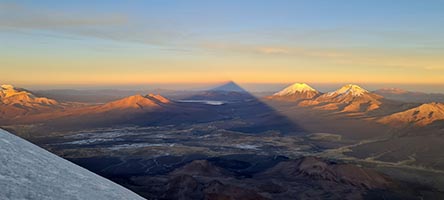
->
0;129;144;200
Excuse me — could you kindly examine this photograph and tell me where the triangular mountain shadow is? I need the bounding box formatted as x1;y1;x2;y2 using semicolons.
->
180;81;254;102
12;81;305;135
210;81;247;92
178;81;306;134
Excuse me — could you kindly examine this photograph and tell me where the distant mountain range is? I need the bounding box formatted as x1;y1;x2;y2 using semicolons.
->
0;84;179;127
268;83;444;127
374;88;444;103
269;83;383;112
2;82;444;128
0;83;302;135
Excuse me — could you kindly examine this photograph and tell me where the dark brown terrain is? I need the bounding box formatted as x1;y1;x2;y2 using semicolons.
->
1;82;444;199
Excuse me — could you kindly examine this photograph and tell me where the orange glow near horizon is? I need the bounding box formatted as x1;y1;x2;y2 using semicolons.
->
2;52;444;86
1;1;444;88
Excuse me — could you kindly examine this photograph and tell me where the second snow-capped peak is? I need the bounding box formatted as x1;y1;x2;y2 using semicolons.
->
329;84;368;97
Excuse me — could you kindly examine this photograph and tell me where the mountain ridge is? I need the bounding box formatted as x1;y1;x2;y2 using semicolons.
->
313;84;383;112
0;84;61;119
95;93;171;112
1;84;58;106
378;102;444;127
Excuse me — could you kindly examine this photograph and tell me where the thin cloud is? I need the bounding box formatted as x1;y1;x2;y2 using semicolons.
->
0;3;127;29
201;42;347;58
256;47;290;55
0;3;188;46
201;40;444;72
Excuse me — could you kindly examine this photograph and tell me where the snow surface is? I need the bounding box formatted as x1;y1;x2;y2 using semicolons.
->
0;129;144;200
274;83;317;96
0;84;28;98
1;84;14;90
328;84;368;97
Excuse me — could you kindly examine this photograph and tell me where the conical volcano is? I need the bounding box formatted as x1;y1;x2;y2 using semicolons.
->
299;84;384;112
268;83;320;101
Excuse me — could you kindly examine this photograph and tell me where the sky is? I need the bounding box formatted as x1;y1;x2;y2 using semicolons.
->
1;1;444;91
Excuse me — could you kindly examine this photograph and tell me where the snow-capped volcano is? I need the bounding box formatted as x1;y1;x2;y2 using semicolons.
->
1;84;14;91
0;84;58;106
317;84;380;102
327;84;369;97
299;84;384;112
0;84;61;120
268;83;320;101
274;83;318;96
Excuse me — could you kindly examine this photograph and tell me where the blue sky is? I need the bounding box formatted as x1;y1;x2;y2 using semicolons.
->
1;0;444;91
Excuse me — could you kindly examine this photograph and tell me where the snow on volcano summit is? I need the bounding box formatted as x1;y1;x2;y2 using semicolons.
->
269;83;320;101
300;84;383;112
0;84;58;105
1;84;14;90
273;83;318;96
328;84;369;97
0;84;61;120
